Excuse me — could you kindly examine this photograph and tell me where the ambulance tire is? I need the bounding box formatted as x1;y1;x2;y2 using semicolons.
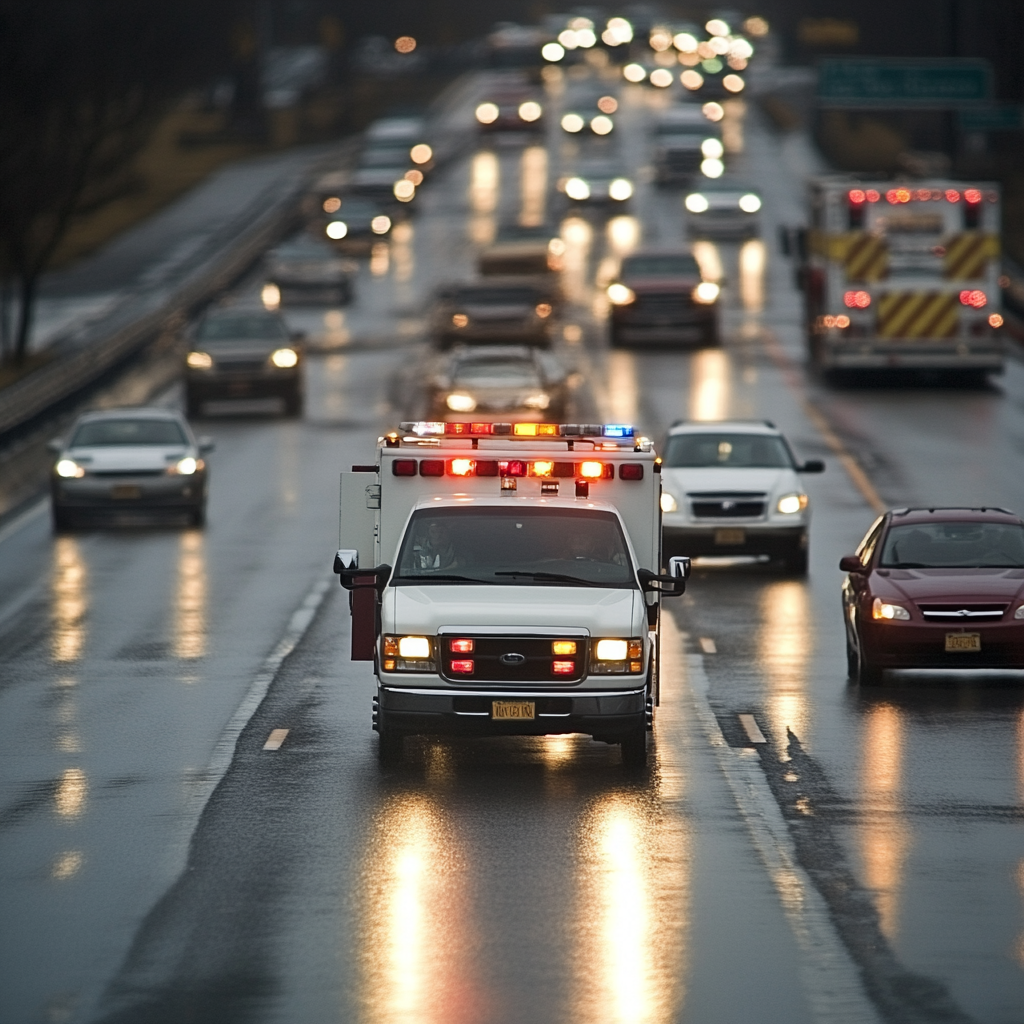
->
620;721;648;768
377;715;405;765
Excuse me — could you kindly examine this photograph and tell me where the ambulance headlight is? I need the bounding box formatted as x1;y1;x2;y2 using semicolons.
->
398;636;431;658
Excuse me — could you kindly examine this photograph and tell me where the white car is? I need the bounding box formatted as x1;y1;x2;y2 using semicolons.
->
659;420;824;574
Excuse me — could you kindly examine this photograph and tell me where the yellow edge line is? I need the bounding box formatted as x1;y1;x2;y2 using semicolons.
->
762;331;887;515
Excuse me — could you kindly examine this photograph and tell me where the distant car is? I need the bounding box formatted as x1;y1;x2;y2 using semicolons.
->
431;280;555;348
475;90;544;132
320;196;392;246
652;105;722;185
50;408;213;530
841;507;1024;685
607;249;719;347
428;345;568;421
660;420;825;574
478;224;563;278
684;181;762;238
559;158;634;206
264;236;354;305
185;308;304;418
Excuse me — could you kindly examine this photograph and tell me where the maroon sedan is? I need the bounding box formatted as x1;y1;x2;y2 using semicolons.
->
841;507;1024;684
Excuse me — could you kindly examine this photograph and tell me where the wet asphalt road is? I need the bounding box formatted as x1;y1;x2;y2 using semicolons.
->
2;67;1024;1024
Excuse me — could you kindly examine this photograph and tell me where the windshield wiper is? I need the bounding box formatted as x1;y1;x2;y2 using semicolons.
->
394;573;492;584
493;571;608;587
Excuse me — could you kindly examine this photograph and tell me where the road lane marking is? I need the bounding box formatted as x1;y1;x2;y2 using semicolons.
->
0;497;47;546
699;636;717;654
761;329;886;515
661;615;882;1024
739;713;767;744
263;728;289;751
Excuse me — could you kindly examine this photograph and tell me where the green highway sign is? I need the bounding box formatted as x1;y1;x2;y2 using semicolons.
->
818;58;992;108
959;105;1023;132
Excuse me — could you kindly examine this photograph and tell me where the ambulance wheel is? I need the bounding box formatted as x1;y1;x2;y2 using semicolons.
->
620;722;648;768
377;716;405;765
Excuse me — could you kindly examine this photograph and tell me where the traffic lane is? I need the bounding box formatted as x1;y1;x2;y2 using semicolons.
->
0;347;399;1024
91;578;816;1024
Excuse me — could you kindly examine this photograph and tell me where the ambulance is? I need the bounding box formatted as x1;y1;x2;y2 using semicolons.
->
799;178;1004;373
332;421;689;766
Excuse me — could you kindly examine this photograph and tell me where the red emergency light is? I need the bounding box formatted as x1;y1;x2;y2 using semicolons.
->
450;638;474;652
843;290;871;308
959;289;987;308
552;660;576;675
449;659;474;674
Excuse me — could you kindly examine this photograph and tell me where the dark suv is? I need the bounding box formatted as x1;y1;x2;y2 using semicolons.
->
185;308;303;418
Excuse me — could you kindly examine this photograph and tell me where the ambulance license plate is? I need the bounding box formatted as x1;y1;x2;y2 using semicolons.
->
714;528;745;545
492;700;535;720
945;633;980;652
110;485;141;500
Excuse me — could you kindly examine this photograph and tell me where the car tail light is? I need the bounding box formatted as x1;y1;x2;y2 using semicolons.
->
392;459;417;476
964;188;982;205
848;189;866;204
419;460;444;476
450;659;474;674
619;463;644;480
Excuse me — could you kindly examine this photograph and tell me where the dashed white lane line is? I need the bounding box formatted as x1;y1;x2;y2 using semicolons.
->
699;636;717;654
739;713;767;744
263;729;289;751
661;614;882;1024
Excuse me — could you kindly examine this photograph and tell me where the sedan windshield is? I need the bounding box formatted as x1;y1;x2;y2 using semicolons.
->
662;433;794;468
455;287;539;306
453;360;541;387
71;419;187;447
622;256;700;277
394;507;635;587
196;314;287;341
880;522;1024;568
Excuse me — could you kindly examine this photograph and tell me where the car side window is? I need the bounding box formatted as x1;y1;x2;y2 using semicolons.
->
855;517;885;565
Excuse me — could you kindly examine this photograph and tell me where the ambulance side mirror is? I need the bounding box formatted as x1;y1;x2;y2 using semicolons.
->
638;567;686;597
333;548;358;574
669;556;691;580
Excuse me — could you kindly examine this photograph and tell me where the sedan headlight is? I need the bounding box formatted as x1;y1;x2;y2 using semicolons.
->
776;493;808;514
187;351;213;370
692;282;720;304
607;283;635;305
701;138;724;159
685;193;709;213
326;221;348;239
446;393;477;412
168;457;201;476
371;215;392;234
660;492;678;513
518;100;542;122
608;178;633;201
55;459;85;479
739;193;762;213
270;348;299;368
523;393;550;409
872;597;910;621
565;177;590;200
476;102;499;124
1016;605;1024;619
561;113;585;133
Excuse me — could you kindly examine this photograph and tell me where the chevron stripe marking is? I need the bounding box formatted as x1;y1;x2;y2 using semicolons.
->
877;292;958;339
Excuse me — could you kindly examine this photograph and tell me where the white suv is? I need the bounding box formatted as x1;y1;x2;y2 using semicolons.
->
659;420;825;574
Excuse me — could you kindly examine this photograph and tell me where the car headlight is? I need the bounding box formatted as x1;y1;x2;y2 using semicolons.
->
776;493;808;514
701;157;724;178
169;456;201;476
607;283;635;305
1016;605;1024;619
187;351;213;370
660;492;678;513
55;459;85;479
519;100;542;122
371;215;392;234
326;221;348;239
590;115;614;135
693;282;720;304
270;348;299;368
591;638;644;673
596;639;628;660
561;113;585;133
701;138;724;158
452;313;469;328
382;635;436;672
565;177;590;200
739;193;762;213
685;193;709;213
872;598;910;621
398;636;430;658
523;393;550;409
446;393;477;412
393;180;416;201
608;178;633;201
535;303;552;318
476;102;499;124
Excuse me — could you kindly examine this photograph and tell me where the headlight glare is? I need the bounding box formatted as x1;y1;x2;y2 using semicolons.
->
326;220;348;239
398;636;431;658
371;215;392;234
56;459;85;479
693;282;720;304
739;193;762;213
523;393;550;409
776;493;808;514
608;178;633;201
446;393;477;412
565;176;590;200
872;597;910;621
172;457;199;476
685;193;709;213
596;639;628;660
607;283;635;305
661;492;678;513
1016;605;1024;619
187;351;213;370
270;348;299;368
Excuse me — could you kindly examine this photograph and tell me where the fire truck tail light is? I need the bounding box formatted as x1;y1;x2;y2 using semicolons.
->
844;290;871;308
960;290;987;308
848;189;866;204
419;460;444;476
989;313;1003;327
450;638;474;653
619;463;644;480
392;459;417;476
448;458;475;476
964;189;982;204
866;189;880;202
450;659;474;674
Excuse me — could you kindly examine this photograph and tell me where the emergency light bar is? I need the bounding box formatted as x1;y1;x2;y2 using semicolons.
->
390;457;643;480
399;421;636;439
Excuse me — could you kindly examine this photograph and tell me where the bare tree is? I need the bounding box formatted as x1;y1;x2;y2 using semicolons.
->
0;0;232;365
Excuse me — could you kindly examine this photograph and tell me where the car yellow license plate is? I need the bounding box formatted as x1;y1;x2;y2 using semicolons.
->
714;528;745;545
110;485;142;499
945;633;981;652
492;700;535;720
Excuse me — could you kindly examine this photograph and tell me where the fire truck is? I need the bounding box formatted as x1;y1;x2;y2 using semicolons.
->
797;178;1004;374
332;421;689;767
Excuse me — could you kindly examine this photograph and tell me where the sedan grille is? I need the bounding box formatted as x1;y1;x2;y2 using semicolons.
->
439;636;585;683
918;604;1008;621
688;492;766;519
215;360;267;372
90;469;165;477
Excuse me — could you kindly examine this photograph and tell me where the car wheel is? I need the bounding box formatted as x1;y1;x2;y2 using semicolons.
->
188;504;206;528
283;389;304;418
377;716;405;765
52;507;74;533
610;327;625;348
846;640;858;679
620;721;648;768
782;545;808;576
855;640;884;686
185;392;203;419
702;322;720;347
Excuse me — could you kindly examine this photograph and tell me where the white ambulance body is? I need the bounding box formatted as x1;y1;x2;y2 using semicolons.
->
802;178;1004;372
334;421;687;766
